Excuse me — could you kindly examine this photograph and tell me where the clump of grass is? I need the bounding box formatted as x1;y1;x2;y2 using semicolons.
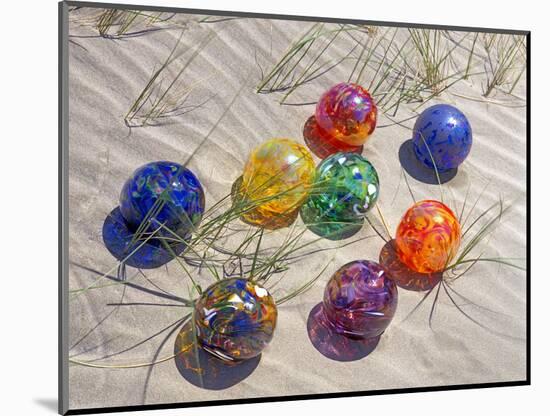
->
348;28;480;116
348;27;414;116
256;23;409;108
124;31;215;127
255;24;481;117
95;9;175;39
404;196;525;332
482;33;526;97
407;29;453;95
69;7;184;39
256;23;361;104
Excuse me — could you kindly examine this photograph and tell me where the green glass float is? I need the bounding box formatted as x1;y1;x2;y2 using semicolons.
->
300;152;379;240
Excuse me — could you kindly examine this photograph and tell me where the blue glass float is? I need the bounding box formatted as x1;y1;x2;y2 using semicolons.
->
102;207;187;269
412;104;473;171
119;161;205;238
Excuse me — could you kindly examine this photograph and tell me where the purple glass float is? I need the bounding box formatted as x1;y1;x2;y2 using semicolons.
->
412;104;473;171
323;260;398;339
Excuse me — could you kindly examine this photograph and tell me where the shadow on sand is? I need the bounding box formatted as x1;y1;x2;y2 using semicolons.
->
303;115;363;159
398;139;457;185
307;303;380;362
174;320;261;390
379;239;442;292
102;207;187;269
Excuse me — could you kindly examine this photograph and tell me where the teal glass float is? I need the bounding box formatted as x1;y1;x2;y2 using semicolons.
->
119;161;205;239
412;104;473;171
194;278;278;362
300;153;380;240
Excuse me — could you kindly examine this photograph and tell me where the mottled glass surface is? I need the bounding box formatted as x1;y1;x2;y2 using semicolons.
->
412;104;473;171
323;260;398;339
395;200;461;273
194;278;278;362
119;161;205;238
240;138;315;229
315;83;377;147
300;152;379;240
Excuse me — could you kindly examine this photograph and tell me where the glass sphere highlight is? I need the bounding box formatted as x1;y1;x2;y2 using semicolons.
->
119;161;205;238
194;278;278;362
323;260;398;339
315;83;377;147
412;104;473;171
240;138;315;229
395;200;461;273
300;152;380;240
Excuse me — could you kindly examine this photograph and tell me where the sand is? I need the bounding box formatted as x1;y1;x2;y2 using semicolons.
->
65;7;527;411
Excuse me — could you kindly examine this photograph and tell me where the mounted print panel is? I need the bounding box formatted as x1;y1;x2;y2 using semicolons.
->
59;1;529;414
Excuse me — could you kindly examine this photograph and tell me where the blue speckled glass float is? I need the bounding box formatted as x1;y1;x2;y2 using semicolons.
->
300;152;380;240
412;104;473;171
119;161;205;238
322;260;398;339
194;278;278;362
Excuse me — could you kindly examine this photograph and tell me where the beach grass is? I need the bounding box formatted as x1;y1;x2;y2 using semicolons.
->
255;23;489;120
95;9;174;39
124;30;215;127
482;33;526;97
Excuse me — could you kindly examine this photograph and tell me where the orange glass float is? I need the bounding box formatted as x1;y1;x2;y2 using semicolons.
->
395;200;461;273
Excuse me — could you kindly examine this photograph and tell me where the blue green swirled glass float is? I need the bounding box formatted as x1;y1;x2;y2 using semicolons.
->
300;152;380;240
194;278;278;361
412;104;473;171
103;161;205;269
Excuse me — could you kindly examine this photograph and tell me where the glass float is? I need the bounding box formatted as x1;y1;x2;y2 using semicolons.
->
194;278;278;361
240;138;315;229
323;260;398;339
119;161;205;238
315;82;377;147
412;104;473;171
395;200;461;273
300;152;379;240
